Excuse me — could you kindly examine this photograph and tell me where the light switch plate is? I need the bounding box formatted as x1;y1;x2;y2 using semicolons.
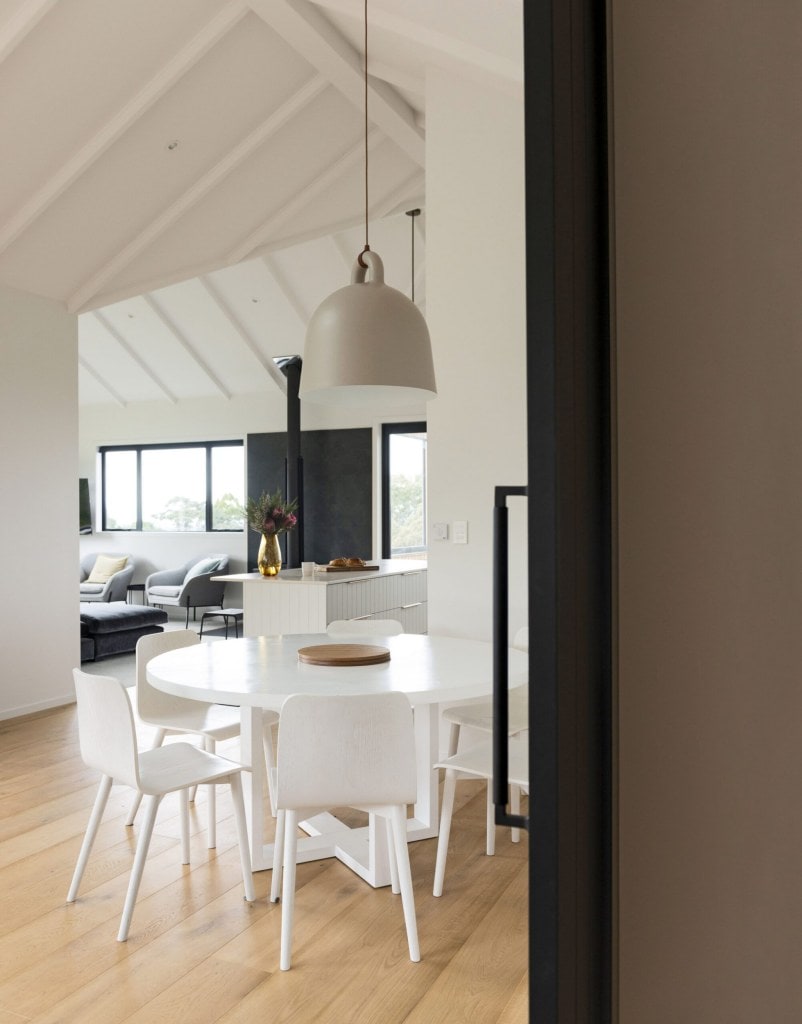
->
432;522;449;541
453;520;468;544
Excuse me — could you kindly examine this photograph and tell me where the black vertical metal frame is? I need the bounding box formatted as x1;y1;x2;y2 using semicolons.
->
493;485;529;831
524;0;612;1022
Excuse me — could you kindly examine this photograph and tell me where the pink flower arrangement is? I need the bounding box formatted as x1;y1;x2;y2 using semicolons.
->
245;490;299;536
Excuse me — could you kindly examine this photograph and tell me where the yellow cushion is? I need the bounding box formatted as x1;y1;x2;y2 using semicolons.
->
86;555;128;584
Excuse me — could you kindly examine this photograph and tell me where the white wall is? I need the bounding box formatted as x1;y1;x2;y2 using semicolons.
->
425;68;527;642
1;285;78;719
612;2;802;1018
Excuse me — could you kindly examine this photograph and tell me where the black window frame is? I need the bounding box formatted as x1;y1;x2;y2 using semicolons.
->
380;421;427;559
99;440;244;533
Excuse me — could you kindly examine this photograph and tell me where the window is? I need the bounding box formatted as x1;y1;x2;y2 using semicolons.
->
381;422;427;559
100;442;244;532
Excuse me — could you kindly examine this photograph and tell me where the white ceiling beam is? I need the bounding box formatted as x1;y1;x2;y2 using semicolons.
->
67;73;328;314
92;311;178;403
261;256;309;327
141;294;231;400
78;357;127;407
227;127;382;264
308;0;523;88
197;276;288;394
0;1;247;258
246;0;424;165
0;0;57;66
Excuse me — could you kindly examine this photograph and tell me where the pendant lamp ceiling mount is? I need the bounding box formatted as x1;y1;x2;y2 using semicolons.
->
299;0;436;406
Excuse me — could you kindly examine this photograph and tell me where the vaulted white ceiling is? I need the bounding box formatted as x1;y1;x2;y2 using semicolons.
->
0;0;522;405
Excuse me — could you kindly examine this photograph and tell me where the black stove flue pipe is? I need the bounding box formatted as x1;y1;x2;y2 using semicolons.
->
280;356;303;568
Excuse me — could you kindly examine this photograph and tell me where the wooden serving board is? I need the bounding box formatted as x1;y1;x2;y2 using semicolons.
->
318;564;380;572
297;643;390;666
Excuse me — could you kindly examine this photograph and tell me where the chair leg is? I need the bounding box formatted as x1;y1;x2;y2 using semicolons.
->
126;728;167;826
204;736;217;849
433;768;458;897
229;773;255;902
185;606;190;627
390;804;420;963
270;808;285;903
118;794;161;941
280;809;299;970
180;789;190;865
486;780;496;856
67;774;113;903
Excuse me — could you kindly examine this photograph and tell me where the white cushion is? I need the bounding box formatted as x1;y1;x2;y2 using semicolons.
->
148;585;182;598
86;554;128;584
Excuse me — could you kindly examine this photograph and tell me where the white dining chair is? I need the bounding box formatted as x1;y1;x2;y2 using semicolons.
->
432;734;529;897
269;691;420;971
127;630;279;845
67;668;255;941
440;626;528;846
326;618;404;636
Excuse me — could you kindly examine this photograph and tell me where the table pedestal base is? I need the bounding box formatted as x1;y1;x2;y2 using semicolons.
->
239;704;440;886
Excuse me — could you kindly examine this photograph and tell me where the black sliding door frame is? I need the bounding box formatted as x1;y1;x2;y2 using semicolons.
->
524;2;612;1022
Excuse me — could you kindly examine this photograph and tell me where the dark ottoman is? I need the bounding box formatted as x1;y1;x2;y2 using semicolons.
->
80;602;168;661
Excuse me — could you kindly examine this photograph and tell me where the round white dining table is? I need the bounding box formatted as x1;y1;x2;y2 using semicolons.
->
147;632;528;886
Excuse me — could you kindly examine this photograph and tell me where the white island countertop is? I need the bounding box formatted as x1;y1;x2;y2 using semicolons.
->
213;558;426;585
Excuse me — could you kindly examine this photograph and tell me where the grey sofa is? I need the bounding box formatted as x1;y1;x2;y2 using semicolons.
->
79;553;135;602
145;554;230;625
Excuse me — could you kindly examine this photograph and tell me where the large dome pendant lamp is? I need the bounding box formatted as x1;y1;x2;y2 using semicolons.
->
299;0;436;406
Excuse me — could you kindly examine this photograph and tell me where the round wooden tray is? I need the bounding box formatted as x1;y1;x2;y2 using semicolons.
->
297;643;390;666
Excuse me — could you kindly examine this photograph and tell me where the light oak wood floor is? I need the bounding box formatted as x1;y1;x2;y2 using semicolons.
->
0;701;528;1024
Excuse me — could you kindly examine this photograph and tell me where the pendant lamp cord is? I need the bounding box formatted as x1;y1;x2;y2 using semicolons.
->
359;0;370;268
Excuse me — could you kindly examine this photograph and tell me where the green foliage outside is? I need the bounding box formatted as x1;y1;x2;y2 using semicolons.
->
391;474;425;551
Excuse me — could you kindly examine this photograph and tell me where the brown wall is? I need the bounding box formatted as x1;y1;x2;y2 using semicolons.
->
612;3;802;1020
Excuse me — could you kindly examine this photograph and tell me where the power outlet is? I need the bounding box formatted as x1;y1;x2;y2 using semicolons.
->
453;520;468;544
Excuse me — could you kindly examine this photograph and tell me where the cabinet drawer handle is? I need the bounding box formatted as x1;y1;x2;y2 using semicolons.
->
401;602;422;609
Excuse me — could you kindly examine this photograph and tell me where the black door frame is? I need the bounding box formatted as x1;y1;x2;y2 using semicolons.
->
524;2;612;1021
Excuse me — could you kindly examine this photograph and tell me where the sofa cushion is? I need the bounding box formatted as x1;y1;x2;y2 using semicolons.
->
86;554;128;584
80;582;106;596
183;557;223;583
148;585;182;599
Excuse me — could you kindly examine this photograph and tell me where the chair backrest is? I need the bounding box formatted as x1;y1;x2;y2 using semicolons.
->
327;618;404;637
276;692;416;810
135;629;202;724
72;668;140;789
512;626;528;651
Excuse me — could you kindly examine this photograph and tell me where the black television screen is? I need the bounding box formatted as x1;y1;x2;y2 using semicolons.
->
79;478;92;534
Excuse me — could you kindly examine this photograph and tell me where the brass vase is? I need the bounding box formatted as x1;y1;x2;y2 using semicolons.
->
257;532;282;576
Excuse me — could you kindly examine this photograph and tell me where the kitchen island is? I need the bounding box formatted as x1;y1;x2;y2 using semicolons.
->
213;559;427;636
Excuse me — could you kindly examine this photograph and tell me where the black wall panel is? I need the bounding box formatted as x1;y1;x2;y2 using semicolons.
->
246;429;373;568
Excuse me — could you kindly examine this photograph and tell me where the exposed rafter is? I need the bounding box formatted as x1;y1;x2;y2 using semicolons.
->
92;311;178;403
141;294;231;399
0;0;56;66
68;74;329;314
197;276;288;394
0;2;247;258
246;0;424;165
261;256;309;327
228;128;382;264
308;0;523;89
78;357;127;407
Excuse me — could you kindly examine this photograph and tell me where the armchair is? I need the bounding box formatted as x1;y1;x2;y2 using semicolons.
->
145;554;230;626
80;553;134;603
